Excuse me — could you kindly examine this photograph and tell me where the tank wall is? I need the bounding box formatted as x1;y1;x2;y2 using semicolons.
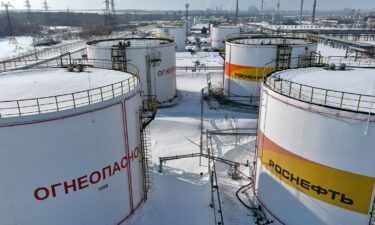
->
224;42;317;101
255;85;375;225
224;44;277;98
0;93;143;225
211;27;241;49
86;43;177;103
156;27;186;52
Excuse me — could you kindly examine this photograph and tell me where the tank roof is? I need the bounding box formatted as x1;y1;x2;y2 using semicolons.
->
276;67;375;96
0;68;133;101
0;67;139;118
87;37;174;48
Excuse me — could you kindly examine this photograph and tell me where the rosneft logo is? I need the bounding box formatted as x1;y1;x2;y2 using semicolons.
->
158;66;176;77
258;132;375;214
225;62;275;82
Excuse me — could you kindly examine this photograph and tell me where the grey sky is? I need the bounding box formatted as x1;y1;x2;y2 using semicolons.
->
7;0;375;11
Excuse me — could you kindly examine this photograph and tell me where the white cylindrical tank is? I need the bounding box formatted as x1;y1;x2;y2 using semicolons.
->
0;67;144;225
156;25;186;52
86;38;177;105
256;66;375;225
224;37;317;105
210;25;241;50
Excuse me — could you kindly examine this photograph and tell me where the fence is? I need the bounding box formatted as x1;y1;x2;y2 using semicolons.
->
0;41;86;63
0;60;140;118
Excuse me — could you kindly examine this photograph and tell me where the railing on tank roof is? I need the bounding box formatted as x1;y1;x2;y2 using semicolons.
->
263;56;375;115
86;37;174;48
0;58;140;78
0;59;140;118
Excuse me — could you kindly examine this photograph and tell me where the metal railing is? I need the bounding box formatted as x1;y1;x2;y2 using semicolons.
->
0;58;140;77
0;60;140;118
325;56;375;68
265;74;375;114
261;55;375;114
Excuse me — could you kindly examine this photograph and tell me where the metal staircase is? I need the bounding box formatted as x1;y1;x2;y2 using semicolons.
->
140;95;158;200
276;41;292;71
111;42;127;71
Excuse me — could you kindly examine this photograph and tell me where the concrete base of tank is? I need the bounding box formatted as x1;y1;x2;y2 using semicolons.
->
157;91;181;108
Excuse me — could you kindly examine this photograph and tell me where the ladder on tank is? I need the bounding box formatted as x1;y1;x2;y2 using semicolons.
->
140;125;153;200
111;42;127;72
370;198;375;225
276;41;292;71
140;95;158;200
145;52;161;96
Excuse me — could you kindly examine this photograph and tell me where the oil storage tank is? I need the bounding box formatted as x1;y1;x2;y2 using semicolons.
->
210;25;241;50
86;38;177;106
0;65;146;225
224;37;317;105
156;24;186;52
255;65;375;225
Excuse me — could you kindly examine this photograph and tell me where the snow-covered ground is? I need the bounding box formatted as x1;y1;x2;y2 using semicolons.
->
0;36;82;61
176;52;223;67
317;44;347;57
125;71;257;225
0;36;35;60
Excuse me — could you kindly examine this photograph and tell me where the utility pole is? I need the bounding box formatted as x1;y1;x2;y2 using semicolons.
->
110;0;116;27
299;0;304;25
42;0;50;25
311;0;317;23
235;0;239;23
259;0;265;22
185;3;189;43
25;0;31;20
276;0;280;24
42;0;48;11
1;1;17;44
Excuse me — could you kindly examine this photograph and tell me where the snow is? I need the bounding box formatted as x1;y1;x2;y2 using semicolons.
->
125;70;257;225
278;67;375;95
317;44;347;57
0;36;83;61
0;36;35;60
176;52;223;67
0;68;132;101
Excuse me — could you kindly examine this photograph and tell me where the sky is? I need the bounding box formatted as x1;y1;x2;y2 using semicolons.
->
6;0;375;11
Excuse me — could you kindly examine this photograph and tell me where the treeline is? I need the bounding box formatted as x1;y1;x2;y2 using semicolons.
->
0;11;185;37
